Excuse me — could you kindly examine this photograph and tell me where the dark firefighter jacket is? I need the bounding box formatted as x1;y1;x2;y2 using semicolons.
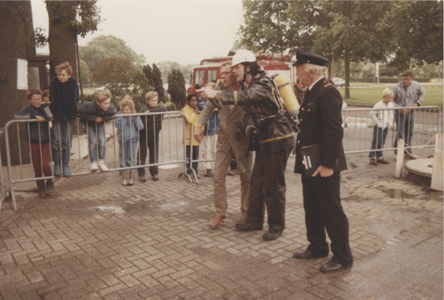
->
222;71;295;154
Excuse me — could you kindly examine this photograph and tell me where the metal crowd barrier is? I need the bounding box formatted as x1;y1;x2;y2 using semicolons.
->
3;111;189;210
188;106;443;181
183;116;220;184
342;106;442;155
0;129;6;210
2;105;441;210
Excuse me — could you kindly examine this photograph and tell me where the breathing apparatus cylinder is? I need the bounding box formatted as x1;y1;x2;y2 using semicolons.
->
274;75;299;118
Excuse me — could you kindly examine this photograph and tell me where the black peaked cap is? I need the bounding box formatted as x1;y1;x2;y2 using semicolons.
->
293;49;328;66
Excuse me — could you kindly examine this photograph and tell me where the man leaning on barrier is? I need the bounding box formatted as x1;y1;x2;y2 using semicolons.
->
194;61;252;229
392;70;425;155
202;50;295;241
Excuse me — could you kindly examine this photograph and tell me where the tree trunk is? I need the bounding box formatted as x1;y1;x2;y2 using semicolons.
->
344;48;350;99
46;1;78;80
0;1;33;166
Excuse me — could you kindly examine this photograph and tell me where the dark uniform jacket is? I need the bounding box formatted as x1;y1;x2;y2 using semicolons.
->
294;77;347;173
222;71;295;154
15;103;53;144
77;101;116;126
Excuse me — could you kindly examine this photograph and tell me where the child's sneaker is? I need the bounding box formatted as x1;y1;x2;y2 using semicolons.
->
90;161;99;172
98;160;109;171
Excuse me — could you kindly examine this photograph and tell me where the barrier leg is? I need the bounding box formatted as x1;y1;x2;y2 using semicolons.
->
395;139;405;178
431;133;443;191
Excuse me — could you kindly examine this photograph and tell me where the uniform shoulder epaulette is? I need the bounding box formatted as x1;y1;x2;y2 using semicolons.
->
323;80;332;88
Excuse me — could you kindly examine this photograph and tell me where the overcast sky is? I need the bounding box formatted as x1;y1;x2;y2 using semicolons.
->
31;0;244;66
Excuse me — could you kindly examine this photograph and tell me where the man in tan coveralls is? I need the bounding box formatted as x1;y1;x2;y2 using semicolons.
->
194;61;253;229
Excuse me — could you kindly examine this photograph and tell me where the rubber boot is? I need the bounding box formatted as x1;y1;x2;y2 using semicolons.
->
37;180;49;198
45;179;54;195
53;151;62;177
62;150;71;177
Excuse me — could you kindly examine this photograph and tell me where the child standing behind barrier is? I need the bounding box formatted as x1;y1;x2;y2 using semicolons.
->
78;90;116;172
15;88;54;198
198;82;219;178
369;88;394;165
115;96;144;186
183;92;202;179
137;91;167;182
49;61;79;177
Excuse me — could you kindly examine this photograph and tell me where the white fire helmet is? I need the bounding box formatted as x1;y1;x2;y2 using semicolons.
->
231;49;256;67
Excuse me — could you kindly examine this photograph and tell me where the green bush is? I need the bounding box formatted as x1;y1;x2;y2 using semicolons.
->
83;94;96;103
163;101;176;111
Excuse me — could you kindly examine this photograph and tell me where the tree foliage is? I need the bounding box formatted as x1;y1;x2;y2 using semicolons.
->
238;0;442;98
93;56;136;95
168;68;186;109
239;0;291;53
152;64;165;102
92;56;151;110
381;1;443;72
80;35;146;74
79;59;91;85
157;61;192;85
143;64;153;87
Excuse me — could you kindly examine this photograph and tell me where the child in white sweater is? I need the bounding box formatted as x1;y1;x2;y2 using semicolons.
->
369;88;394;165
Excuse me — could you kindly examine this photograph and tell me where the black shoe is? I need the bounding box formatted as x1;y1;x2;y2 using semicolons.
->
36;180;49;198
263;230;282;241
320;261;352;273
45;179;54;195
235;222;263;231
152;175;159;181
139;176;147;182
293;249;328;260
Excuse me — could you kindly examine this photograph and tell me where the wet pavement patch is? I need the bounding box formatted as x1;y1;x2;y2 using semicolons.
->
92;205;125;214
377;187;443;200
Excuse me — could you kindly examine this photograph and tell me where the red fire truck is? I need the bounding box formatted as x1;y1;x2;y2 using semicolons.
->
187;51;297;95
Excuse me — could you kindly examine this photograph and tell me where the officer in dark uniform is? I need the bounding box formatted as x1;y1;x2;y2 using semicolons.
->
292;49;353;273
202;49;295;241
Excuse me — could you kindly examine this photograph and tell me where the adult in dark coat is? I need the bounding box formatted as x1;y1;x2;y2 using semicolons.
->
202;49;295;241
292;49;353;273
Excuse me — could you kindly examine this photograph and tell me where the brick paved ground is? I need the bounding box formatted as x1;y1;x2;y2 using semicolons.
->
0;149;442;299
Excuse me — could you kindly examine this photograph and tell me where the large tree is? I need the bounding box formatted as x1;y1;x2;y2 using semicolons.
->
80;35;146;75
93;56;137;97
0;1;34;165
239;1;393;98
168;68;186;109
46;0;101;79
313;1;393;98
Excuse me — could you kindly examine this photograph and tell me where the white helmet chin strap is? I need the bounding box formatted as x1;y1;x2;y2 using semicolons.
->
241;64;251;84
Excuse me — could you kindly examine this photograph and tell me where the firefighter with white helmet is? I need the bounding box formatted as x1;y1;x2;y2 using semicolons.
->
202;49;295;241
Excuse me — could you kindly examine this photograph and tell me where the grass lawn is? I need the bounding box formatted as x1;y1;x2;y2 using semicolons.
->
340;85;443;109
82;87;97;95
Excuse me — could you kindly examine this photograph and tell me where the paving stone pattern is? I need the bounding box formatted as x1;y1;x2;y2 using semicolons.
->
0;151;442;300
